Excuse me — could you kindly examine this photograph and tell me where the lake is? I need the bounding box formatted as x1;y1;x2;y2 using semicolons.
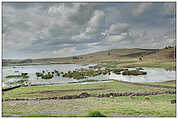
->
2;64;176;87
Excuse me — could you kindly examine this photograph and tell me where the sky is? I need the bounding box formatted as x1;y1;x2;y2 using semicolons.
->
2;2;176;59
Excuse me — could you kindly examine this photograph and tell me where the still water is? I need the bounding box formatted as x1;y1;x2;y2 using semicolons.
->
2;64;176;87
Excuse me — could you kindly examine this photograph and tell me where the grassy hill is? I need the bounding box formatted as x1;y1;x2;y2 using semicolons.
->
145;47;176;60
32;48;158;64
3;47;176;70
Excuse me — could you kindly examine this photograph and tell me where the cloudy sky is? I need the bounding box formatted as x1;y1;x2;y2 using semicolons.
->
2;2;176;59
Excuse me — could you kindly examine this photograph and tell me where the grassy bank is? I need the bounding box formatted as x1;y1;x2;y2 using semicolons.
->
120;60;176;70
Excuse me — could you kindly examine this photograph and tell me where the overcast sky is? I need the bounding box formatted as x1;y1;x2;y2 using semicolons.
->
2;2;176;59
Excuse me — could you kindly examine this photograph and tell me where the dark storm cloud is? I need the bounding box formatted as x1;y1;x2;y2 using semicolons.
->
2;2;176;59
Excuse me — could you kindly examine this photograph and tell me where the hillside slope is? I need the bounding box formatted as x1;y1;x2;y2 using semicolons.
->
3;47;175;66
144;47;176;60
32;48;158;64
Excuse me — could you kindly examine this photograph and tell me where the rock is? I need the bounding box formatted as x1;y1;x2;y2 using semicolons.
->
171;100;176;104
79;92;90;98
136;67;144;70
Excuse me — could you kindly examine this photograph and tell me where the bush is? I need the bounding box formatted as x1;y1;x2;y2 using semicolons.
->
63;69;111;79
6;75;22;78
41;73;53;79
22;75;29;78
6;73;29;79
111;68;128;75
36;72;43;77
87;111;106;117
21;73;28;76
122;70;147;75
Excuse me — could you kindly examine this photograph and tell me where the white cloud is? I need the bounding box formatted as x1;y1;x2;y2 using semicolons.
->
106;34;127;42
87;10;105;33
52;47;76;55
108;23;130;35
132;3;152;16
72;10;105;42
2;3;176;59
161;3;175;16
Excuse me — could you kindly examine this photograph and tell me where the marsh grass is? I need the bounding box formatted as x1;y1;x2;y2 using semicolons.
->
122;70;147;75
6;75;29;79
6;73;29;79
7;80;28;85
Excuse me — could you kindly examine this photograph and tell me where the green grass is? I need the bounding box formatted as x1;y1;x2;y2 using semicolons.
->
3;94;176;117
2;86;11;90
2;80;175;99
120;60;176;70
85;94;176;117
98;58;175;71
6;75;22;78
147;80;176;87
88;111;106;117
7;79;28;85
6;75;29;79
2;80;176;117
77;79;107;83
20;113;86;117
20;111;107;117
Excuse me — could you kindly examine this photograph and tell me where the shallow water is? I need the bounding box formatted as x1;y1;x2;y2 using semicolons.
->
2;64;176;87
2;64;106;86
110;67;176;83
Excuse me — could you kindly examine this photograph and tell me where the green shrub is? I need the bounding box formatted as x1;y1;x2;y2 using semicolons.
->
41;73;53;79
22;75;29;78
54;70;60;76
63;68;110;79
36;72;43;77
6;75;22;78
88;111;106;117
21;73;28;76
111;68;128;75
122;70;147;75
6;73;29;79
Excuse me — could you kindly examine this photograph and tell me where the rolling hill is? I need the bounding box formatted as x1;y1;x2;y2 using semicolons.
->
3;47;175;66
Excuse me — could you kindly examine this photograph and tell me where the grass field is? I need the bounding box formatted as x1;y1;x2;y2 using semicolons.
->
148;80;176;87
3;94;176;117
2;80;176;117
2;80;175;99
